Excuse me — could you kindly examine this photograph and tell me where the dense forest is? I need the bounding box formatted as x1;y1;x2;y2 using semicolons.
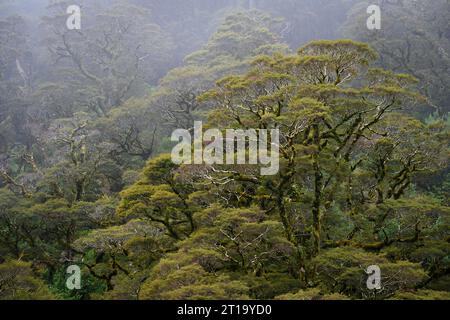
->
0;0;449;300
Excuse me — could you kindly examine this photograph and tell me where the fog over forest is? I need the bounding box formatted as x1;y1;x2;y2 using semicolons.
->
0;0;449;301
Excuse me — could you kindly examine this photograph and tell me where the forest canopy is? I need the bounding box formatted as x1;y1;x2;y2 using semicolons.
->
0;0;449;301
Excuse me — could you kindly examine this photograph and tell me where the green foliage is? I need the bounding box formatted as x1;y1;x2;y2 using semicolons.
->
244;273;302;299
391;289;450;301
152;10;290;131
118;155;197;240
184;10;288;65
276;288;350;300
343;0;450;116
140;264;249;300
313;248;428;299
0;260;55;300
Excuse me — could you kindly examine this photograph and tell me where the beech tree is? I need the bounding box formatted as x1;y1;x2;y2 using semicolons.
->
118;155;199;240
199;39;447;260
0;260;55;300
